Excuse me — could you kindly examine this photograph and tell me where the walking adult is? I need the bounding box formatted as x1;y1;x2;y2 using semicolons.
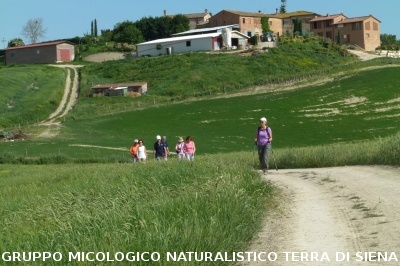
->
154;135;165;160
183;136;196;161
129;139;139;163
175;137;185;160
161;136;170;161
254;117;273;174
137;140;147;162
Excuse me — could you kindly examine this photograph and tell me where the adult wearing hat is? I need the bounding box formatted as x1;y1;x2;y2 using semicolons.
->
254;117;273;174
175;137;185;160
154;135;165;161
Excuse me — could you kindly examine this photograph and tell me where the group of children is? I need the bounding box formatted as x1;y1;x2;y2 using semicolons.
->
129;135;196;163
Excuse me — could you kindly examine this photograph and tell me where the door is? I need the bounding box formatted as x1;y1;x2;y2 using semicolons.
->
59;49;70;61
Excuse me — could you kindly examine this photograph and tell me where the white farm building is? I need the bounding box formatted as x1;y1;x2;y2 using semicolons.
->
136;25;249;57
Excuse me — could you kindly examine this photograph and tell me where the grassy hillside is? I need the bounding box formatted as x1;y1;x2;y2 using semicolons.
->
1;64;400;162
0;65;66;128
79;41;355;98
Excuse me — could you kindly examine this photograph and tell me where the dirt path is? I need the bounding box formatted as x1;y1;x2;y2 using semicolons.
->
37;64;82;138
244;166;400;265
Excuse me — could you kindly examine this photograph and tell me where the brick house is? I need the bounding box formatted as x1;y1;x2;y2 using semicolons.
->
208;10;270;38
310;14;381;51
309;14;348;40
4;41;75;65
271;11;321;36
164;9;211;30
208;10;319;38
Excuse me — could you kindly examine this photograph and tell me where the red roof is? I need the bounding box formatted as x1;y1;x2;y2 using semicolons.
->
309;14;347;22
5;40;74;51
333;15;381;25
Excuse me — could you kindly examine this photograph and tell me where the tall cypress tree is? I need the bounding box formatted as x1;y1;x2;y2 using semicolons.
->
94;19;98;37
91;20;94;36
280;0;287;13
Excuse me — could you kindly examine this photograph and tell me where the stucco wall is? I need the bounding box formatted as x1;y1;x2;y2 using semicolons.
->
137;37;214;57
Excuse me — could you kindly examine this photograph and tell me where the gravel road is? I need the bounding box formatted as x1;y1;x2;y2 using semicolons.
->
243;166;400;265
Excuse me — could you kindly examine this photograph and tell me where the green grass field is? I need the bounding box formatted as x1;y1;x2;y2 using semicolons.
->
0;65;66;128
0;155;274;265
1;65;400;160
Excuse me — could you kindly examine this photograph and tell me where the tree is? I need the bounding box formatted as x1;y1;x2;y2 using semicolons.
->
293;18;302;36
21;18;46;44
280;0;287;13
8;38;25;47
261;17;271;33
94;19;98;37
91;21;94;36
113;21;144;44
380;34;397;49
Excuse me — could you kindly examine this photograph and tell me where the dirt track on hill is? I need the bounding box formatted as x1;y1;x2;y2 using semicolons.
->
37;64;82;138
243;166;400;265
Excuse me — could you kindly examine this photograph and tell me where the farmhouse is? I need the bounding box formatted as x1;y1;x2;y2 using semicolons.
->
4;41;75;65
310;14;381;51
207;10;319;39
164;9;211;29
136;25;249;57
271;10;320;36
91;82;147;97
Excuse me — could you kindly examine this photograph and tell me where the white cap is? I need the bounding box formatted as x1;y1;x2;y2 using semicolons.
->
134;139;138;143
260;117;267;122
156;135;161;140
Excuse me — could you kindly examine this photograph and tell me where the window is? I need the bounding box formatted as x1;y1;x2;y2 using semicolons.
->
186;41;191;47
353;22;362;30
365;21;370;30
36;49;40;54
324;20;331;28
242;18;246;24
269;21;272;26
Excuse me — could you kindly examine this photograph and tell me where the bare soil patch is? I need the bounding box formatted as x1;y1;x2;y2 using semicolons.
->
244;166;400;265
83;52;126;62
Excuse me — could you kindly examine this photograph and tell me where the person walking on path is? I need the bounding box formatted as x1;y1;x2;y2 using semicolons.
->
183;136;196;161
154;135;166;160
175;137;185;160
254;117;273;174
129;139;139;163
137;140;147;162
161;136;170;161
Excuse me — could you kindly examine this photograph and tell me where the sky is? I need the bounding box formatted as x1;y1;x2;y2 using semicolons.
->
1;0;399;47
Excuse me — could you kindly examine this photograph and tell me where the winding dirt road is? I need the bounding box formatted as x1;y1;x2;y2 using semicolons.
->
244;166;400;265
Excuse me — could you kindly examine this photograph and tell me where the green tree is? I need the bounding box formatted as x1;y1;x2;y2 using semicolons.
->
94;19;98;37
91;20;94;36
280;0;287;13
380;34;397;49
170;14;189;34
261;17;271;33
8;38;25;47
293;18;302;36
113;21;144;44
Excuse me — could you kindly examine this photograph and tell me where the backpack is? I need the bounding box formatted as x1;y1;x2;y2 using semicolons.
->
176;142;184;153
257;126;271;143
